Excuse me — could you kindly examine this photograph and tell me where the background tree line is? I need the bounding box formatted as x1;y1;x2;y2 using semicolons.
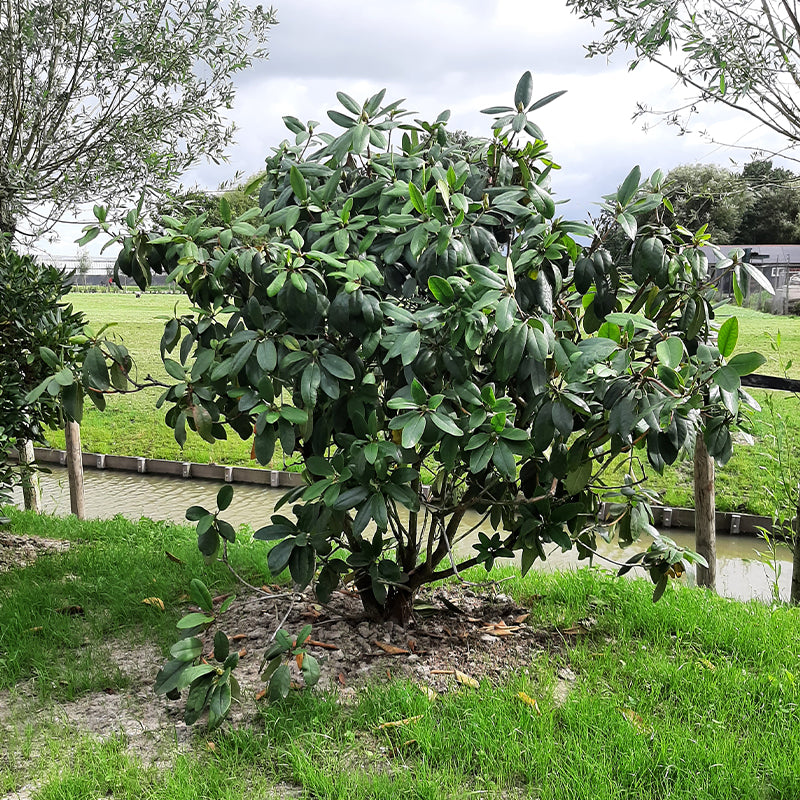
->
661;160;800;245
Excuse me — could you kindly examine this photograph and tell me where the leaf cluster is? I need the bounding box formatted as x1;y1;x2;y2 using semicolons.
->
109;74;764;614
154;578;239;730
569;0;800;154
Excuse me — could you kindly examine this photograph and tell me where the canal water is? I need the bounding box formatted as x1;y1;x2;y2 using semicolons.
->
10;466;793;604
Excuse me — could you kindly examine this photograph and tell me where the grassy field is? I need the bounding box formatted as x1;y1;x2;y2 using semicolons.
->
1;510;799;799
46;291;800;516
49;291;291;467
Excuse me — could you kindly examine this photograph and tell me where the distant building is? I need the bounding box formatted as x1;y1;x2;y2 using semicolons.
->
703;244;800;313
36;254;170;287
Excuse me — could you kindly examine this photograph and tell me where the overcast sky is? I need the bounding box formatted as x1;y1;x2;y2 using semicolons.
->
48;0;783;256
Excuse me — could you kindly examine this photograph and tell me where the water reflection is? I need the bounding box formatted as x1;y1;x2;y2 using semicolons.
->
10;466;792;604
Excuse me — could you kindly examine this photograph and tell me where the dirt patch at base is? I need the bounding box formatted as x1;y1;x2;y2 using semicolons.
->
0;532;70;572
0;584;582;775
217;584;566;699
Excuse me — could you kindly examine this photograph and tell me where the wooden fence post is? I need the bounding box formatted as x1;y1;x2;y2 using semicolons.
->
64;420;85;519
17;438;41;513
791;485;800;606
694;432;717;590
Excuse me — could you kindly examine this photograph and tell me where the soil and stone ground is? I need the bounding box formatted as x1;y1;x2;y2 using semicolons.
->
0;536;581;797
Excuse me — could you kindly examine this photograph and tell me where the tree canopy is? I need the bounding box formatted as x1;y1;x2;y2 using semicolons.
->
663;164;750;245
0;0;276;240
623;160;800;246
99;73;767;630
569;0;800;157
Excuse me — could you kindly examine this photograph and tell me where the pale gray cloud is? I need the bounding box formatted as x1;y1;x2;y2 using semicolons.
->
46;0;779;255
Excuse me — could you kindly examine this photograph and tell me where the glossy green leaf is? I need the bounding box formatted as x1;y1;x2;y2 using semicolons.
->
402;414;427;449
170;637;203;662
177;612;215;629
217;484;234;511
189;578;214;613
717;316;739;358
617;165;641;207
655;337;684;369
728;351;766;376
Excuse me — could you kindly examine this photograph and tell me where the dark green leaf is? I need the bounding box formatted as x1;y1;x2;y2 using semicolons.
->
514;71;533;108
154;659;190;695
189;578;214;613
82;347;110;391
214;631;230;662
269;664;291;701
217;484;234;511
186;505;209;522
717;316;738;359
320;354;355;380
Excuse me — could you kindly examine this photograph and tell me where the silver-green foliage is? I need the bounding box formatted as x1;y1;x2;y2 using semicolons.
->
569;0;800;150
3;0;276;238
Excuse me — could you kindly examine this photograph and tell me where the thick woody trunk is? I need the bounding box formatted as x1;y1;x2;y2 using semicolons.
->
17;439;41;513
694;432;716;590
65;420;85;519
355;573;415;625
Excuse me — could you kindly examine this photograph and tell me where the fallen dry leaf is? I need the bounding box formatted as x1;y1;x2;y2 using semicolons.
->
212;593;231;604
141;597;165;611
164;551;184;565
514;613;530;624
295;652;304;670
338;672;346;687
376;715;423;730
255;689;267;702
238;648;247;658
419;685;439;702
480;621;521;636
231;633;247;642
307;638;340;651
561;625;590;636
517;691;542;714
206;741;217;753
373;641;410;655
619;708;652;735
455;670;479;688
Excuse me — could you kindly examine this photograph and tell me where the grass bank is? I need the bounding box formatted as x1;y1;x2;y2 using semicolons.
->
2;511;800;799
46;292;800;515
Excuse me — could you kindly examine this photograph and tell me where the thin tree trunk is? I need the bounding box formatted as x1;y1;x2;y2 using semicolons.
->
791;486;800;606
64;420;85;519
17;439;41;513
694;432;716;590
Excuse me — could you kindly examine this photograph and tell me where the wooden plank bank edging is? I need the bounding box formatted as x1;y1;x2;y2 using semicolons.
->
23;447;305;489
7;447;779;536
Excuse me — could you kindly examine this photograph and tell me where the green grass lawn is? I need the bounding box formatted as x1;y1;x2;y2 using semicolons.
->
48;291;283;467
44;291;800;515
1;510;799;799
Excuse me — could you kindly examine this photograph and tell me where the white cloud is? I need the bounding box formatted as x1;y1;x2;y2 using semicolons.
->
45;0;784;254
